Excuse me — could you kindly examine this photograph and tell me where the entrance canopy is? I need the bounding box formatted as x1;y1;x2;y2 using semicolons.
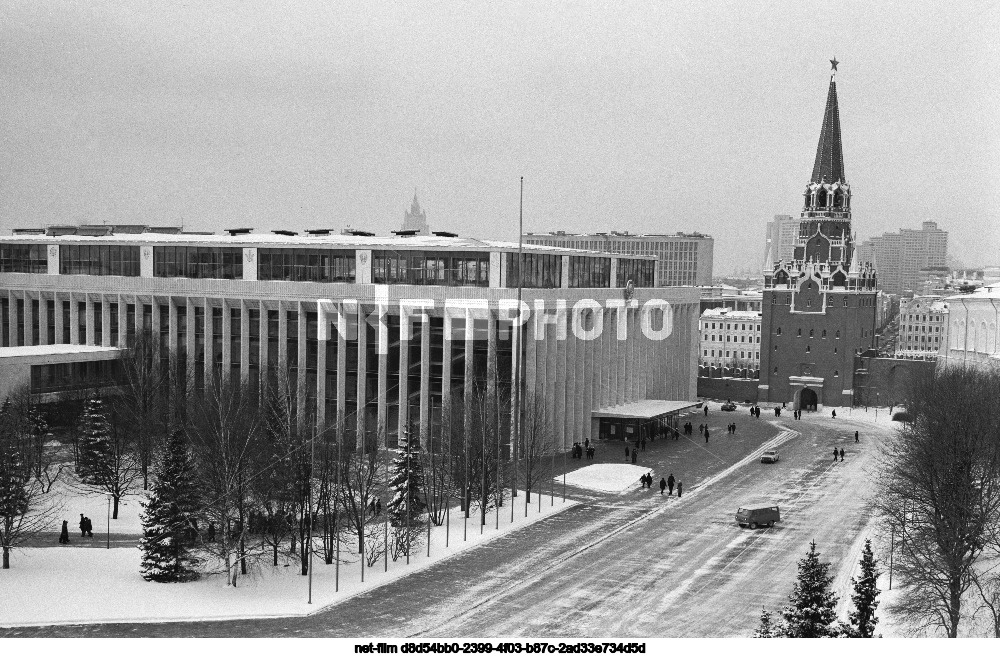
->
592;399;699;420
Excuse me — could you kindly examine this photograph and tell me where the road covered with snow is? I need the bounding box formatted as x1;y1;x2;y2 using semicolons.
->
3;406;894;638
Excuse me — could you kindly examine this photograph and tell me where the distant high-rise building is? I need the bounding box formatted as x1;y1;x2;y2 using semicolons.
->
857;221;948;295
763;214;799;268
523;231;713;287
401;190;430;235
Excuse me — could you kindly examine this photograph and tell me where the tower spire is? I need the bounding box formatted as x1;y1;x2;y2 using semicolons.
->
810;60;845;184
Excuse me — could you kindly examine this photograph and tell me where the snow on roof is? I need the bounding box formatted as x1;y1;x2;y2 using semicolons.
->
591;399;699;419
700;308;761;320
0;344;121;359
560;464;653;494
0;233;654;260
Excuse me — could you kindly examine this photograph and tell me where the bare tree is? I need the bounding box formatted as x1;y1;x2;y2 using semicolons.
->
972;569;1000;637
518;394;552;504
115;329;169;490
338;419;386;557
874;367;1000;637
0;390;63;569
458;383;510;526
76;396;142;519
185;376;265;587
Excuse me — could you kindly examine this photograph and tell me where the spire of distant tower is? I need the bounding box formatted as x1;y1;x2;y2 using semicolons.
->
810;59;845;184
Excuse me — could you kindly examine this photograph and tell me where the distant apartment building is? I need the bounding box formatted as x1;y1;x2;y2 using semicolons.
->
857;221;948;295
699;308;762;368
700;287;762;314
940;284;1000;371
895;296;946;358
763;214;799;267
523;231;713;287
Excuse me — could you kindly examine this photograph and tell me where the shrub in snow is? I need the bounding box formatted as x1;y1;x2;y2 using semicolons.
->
139;430;201;582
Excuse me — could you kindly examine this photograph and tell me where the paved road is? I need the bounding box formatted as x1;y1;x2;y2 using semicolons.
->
3;411;885;638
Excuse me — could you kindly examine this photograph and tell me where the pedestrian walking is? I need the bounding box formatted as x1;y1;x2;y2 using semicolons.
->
774;407;779;417
839;448;845;461
585;438;590;449
705;428;710;443
833;447;839;462
625;445;630;460
704;406;708;416
732;423;736;434
59;520;70;544
832;409;837;419
855;431;859;443
84;516;93;537
641;438;646;452
631;450;638;464
677;482;683;498
79;514;86;538
667;474;675;495
659;477;666;495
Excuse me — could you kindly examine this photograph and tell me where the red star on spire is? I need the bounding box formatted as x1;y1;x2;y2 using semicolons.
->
830;57;839;71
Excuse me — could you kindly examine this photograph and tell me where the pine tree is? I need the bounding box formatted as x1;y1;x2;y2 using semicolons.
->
386;428;426;527
780;540;839;637
139;430;201;582
76;397;112;486
847;538;881;637
753;607;780;638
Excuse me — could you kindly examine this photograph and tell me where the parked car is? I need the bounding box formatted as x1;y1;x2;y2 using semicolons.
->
736;506;780;529
760;450;780;464
721;402;737;411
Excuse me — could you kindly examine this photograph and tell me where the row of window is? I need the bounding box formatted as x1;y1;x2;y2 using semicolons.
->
700;322;760;331
703;349;760;360
771;294;876;307
61;245;141;277
568;256;611;288
372;250;490;287
153;247;244;279
775;327;841;339
258;248;356;283
0;244;48;274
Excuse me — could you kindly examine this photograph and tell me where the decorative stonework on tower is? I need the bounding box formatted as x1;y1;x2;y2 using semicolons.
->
401;190;430;235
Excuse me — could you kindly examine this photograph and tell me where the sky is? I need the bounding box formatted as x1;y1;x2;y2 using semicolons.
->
1;1;998;275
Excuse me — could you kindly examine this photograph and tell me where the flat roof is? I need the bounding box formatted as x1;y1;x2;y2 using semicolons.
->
0;345;121;359
592;400;699;420
0;233;655;260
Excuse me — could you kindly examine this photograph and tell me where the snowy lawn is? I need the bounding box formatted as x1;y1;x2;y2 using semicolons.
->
41;477;149;535
559;463;653;494
0;490;575;627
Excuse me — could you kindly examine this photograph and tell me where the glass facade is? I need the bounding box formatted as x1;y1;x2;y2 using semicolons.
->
0;244;48;274
30;360;122;394
617;258;655;287
568;256;611;288
60;244;140;276
505;253;562;288
153;246;243;279
257;248;356;283
372;250;489;286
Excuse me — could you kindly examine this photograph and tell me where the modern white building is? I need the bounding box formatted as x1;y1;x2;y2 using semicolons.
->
698;308;762;368
1;228;700;447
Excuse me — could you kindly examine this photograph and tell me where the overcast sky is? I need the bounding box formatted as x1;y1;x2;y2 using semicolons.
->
1;1;997;275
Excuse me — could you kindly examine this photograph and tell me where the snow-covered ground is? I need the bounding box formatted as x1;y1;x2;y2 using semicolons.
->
559;463;652;494
0;491;575;627
41;477;149;535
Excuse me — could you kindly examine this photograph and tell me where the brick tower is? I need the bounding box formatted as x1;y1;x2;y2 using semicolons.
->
757;60;879;410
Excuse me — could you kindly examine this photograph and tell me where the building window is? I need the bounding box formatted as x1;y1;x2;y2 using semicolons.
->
616;258;656;288
797;328;802;337
822;329;827;338
776;327;782;335
153;246;243;279
258;248;356;283
834;370;839;377
505;253;560;288
806;345;811;353
59;244;141;276
568;256;612;288
773;366;778;374
844;298;849;307
0;243;48;274
809;329;814;338
835;330;840;339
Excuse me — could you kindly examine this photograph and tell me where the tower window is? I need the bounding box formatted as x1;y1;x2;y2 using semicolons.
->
835;330;840;339
797;328;802;337
809;329;814;338
806;345;811;353
834;370;839;377
822;329;827;338
844;298;849;307
776;327;782;335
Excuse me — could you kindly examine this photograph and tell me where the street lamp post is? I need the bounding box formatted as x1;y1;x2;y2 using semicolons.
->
106;495;111;550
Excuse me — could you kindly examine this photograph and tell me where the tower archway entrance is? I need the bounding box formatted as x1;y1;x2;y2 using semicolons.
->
799;388;818;411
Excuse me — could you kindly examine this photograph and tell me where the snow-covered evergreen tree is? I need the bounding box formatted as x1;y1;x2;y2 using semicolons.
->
76;396;112;485
780;540;839;637
753;607;780;638
139;430;201;582
386;427;425;527
847;538;881;637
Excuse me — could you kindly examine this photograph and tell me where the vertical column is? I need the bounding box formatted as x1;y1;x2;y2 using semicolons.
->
83;298;94;346
297;301;307;425
376;305;388;440
221;298;232;377
102;301;112;348
355;303;367;446
544;316;558;446
336;304;347;442
168;300;178;392
68;294;79;345
397;311;410;442
442;312;454;446
554;312;569;447
316;301;327;429
419;310;432;446
186;299;196;388
277;301;287;367
23;294;34;347
202;298;212;385
240;300;250;383
134;295;142;336
258;302;267;389
463;310;474;442
563;321;576;447
117;294;127;347
54;294;65;345
38;295;49;346
560;256;570;289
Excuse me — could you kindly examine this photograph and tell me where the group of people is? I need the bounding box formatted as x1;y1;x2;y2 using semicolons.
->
638;472;682;497
58;513;95;544
572;441;596;460
748;405;762;418
726;422;737;435
833;447;846;461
